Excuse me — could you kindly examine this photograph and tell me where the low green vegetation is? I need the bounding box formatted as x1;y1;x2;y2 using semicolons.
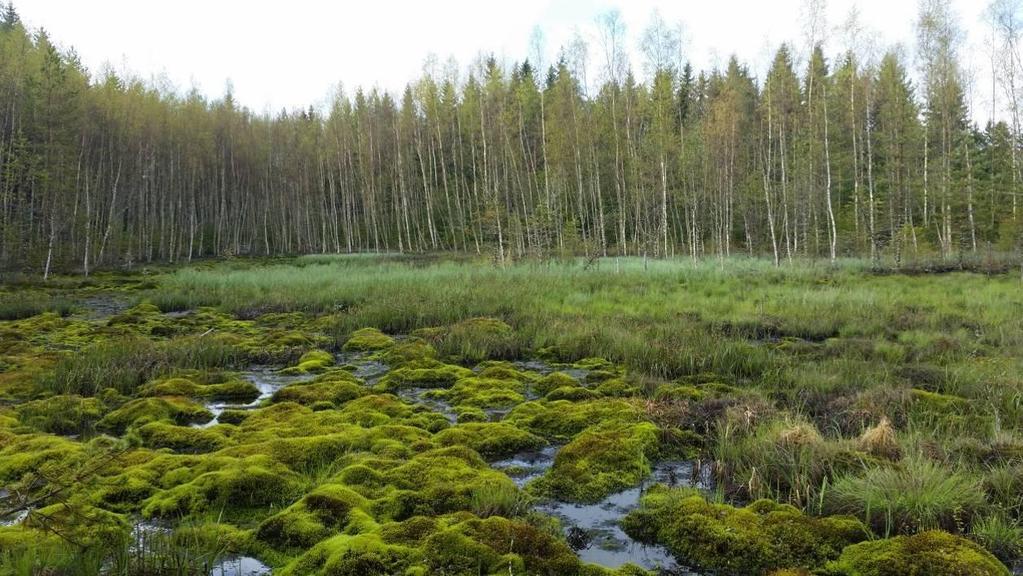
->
0;255;1021;575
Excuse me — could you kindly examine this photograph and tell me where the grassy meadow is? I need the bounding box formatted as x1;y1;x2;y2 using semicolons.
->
0;254;1021;575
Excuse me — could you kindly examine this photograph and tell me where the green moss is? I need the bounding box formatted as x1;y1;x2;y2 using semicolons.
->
106;302;163;326
653;383;704;402
281;349;336;374
98;396;213;433
136;421;232;453
377;339;437;365
28;502;129;547
353;446;515;519
0;525;63;553
0;433;85;483
279;532;416;576
142;375;260;401
96;465;160;510
594;378;640;398
468;515;583;573
535;422;659;502
331;394;416;426
827;530;1009;576
142;456;305;518
440;376;526;409
378;515;439;545
506;398;645;441
534;371;581;397
434;422;546;459
623;487;868;575
455;405;487;423
343;328;395;352
546;386;599;401
217;408;251;425
271;371;365;406
476;361;537;382
16;394;104;435
377;361;473;390
573;357;616;371
257;484;367;550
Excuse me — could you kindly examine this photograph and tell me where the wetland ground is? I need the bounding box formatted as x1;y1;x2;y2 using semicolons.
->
0;254;1021;575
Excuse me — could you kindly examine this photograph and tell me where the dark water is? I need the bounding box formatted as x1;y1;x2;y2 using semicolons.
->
534;460;711;572
210;556;272;576
396;386;458;422
75;294;132;320
492;445;711;572
195;368;314;427
337;349;389;383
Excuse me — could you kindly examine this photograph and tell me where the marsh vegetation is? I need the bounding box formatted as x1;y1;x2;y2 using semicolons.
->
0;254;1020;575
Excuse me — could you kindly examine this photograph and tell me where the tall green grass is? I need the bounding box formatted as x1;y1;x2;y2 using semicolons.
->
826;457;985;537
0;293;75;320
46;335;244;396
151;255;1023;384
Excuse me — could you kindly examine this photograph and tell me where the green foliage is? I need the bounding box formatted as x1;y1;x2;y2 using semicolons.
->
434;422;545;459
97;396;213;434
48;335;243;396
141;457;306;518
16;394;104;435
342;328;394;352
827;530;1010;576
970;514;1023;563
0;294;74;321
4;258;1023;573
826;457;985;536
141;374;260;401
622;487;868;575
281;349;336;374
535;422;659;503
135;421;231;453
377;362;473;390
271;371;365;406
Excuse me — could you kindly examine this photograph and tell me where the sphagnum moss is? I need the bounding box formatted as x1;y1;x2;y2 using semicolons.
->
3;257;1023;575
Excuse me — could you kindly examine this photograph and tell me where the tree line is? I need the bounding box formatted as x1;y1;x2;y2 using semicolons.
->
1;1;1022;275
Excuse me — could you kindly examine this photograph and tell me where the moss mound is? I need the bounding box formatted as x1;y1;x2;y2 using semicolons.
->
142;457;305;518
271;371;365;406
343;328;395;352
281;349;336;374
97;396;213;434
827;530;1009;576
16;394;104;435
434;422;546;460
136;421;232;453
257;484;368;550
377;361;473;390
535;421;659;502
142;375;260;401
623;487;869;575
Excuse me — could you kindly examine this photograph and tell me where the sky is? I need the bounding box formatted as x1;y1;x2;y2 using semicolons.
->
19;0;996;119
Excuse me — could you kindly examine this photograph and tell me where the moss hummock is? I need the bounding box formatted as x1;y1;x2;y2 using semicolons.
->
534;421;659;502
343;328;395;352
827;530;1009;576
623;487;869;575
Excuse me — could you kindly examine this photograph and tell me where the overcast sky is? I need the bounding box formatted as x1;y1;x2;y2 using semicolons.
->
19;0;995;118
